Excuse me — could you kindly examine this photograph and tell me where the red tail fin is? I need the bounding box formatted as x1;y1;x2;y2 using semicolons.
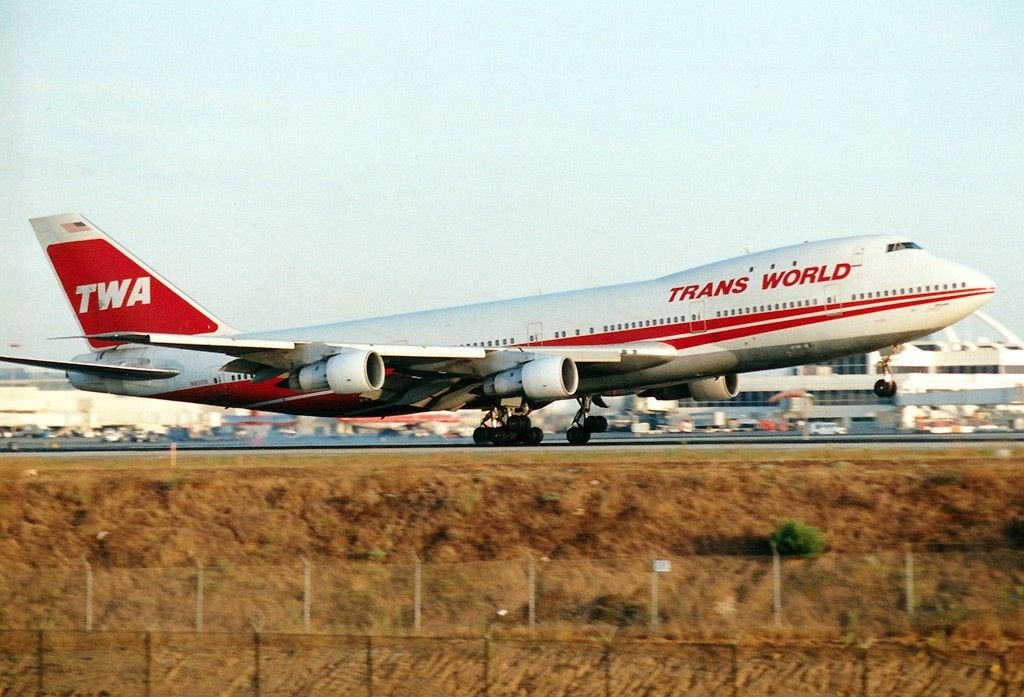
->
31;214;233;349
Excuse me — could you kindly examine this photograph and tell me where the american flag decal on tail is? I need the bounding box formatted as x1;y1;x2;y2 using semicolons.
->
60;221;92;233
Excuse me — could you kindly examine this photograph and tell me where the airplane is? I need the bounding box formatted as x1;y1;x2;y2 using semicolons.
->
0;213;996;445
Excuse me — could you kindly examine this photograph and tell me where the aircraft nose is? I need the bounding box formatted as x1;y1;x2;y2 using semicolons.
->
965;266;996;295
946;258;995;295
978;271;996;293
957;265;996;314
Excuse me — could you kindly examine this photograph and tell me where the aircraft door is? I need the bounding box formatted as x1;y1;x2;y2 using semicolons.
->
824;283;843;316
689;301;707;333
851;245;864;267
527;321;544;345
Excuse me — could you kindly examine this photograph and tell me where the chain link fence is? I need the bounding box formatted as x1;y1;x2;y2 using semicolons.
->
1;551;1023;638
0;630;1022;696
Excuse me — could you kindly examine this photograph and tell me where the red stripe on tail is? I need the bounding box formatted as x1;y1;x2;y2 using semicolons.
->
46;239;220;349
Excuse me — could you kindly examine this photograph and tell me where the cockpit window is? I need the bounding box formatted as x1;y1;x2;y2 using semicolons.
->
886;241;922;252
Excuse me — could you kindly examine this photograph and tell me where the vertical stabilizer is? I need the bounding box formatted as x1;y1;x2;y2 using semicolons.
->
31;213;234;349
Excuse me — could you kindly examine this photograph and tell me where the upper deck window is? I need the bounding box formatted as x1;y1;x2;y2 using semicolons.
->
886;241;922;252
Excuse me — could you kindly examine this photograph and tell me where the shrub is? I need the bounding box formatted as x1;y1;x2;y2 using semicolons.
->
771;520;828;558
574;594;646;628
1004;518;1024;549
924;470;961;486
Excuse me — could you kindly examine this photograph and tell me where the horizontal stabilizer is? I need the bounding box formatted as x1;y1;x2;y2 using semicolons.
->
0;355;178;381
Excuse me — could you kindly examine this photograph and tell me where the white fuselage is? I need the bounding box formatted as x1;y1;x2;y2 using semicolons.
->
69;234;995;416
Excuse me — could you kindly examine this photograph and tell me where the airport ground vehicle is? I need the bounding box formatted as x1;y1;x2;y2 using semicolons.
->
808;421;848;436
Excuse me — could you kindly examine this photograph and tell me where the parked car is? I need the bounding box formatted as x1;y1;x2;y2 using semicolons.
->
808;421;847;436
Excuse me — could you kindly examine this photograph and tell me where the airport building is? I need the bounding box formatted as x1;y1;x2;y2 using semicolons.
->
0;373;243;434
668;311;1024;430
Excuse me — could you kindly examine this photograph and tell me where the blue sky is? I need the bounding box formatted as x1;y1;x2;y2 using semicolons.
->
2;1;1022;357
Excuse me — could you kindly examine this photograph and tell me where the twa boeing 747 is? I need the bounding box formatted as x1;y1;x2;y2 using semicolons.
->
1;214;995;445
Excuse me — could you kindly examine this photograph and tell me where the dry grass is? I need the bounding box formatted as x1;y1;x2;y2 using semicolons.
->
1;446;1022;569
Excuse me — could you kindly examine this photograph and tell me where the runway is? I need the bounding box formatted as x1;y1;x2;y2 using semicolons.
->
2;430;1022;455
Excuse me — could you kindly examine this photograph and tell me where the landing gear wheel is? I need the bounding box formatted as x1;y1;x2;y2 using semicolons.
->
584;415;608;433
873;379;897;398
474;406;536;446
527;427;544;445
873;347;901;399
566;426;591;445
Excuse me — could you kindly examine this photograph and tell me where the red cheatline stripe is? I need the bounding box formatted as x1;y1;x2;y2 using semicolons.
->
672;288;992;350
526;287;991;348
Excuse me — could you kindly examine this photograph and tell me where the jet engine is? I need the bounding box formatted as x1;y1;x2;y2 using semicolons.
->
289;350;386;394
482;355;579;400
641;374;739;401
687;374;739;401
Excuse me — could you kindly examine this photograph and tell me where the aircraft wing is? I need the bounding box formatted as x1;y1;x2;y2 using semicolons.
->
83;332;678;378
0;355;178;381
86;332;486;370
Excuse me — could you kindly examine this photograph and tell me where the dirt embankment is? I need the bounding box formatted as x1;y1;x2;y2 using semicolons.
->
1;448;1022;569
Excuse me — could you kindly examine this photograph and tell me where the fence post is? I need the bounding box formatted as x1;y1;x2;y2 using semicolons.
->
413;554;422;634
302;557;311;632
998;647;1009;697
252;631;261;697
904;543;915;621
365;635;374;697
193;558;204;632
860;643;870;697
482;635;490;697
771;541;782;629
35;629;44;697
649;561;659;632
143;632;152;697
731;642;739;697
602;641;611;697
83;557;93;631
527;554;536;631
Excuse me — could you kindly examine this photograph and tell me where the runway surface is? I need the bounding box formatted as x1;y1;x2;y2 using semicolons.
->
2;430;1022;455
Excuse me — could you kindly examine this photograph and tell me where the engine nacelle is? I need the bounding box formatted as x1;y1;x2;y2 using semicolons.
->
482;356;579;400
290;350;385;394
687;374;739;401
641;374;739;401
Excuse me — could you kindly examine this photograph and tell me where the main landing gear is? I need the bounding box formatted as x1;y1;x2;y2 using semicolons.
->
473;406;544;446
873;348;900;398
565;396;608;445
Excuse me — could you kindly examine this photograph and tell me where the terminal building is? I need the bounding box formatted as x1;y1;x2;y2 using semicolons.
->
659;311;1024;430
0;373;243;434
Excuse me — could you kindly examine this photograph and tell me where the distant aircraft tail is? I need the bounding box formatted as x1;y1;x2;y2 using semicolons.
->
31;213;234;349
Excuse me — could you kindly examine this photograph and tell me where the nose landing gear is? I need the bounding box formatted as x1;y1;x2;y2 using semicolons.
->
565;396;608;445
473;406;543;446
873;348;900;398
